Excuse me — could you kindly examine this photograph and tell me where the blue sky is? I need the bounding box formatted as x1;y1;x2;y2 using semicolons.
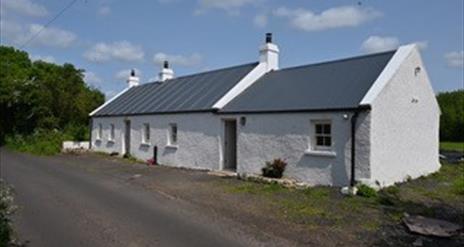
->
1;0;463;99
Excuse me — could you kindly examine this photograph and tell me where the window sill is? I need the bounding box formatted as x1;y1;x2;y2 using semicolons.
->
304;150;336;157
140;142;151;147
107;139;115;143
165;144;178;149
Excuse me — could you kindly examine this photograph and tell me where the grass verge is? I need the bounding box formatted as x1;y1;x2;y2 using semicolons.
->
440;141;464;152
220;162;464;235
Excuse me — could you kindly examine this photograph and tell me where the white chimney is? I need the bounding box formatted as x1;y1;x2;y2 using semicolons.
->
127;69;140;87
159;60;174;81
259;33;279;72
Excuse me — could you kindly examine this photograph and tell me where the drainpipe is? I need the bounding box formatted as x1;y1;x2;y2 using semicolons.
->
89;118;93;149
350;111;360;187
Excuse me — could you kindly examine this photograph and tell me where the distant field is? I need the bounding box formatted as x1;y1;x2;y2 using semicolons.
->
440;142;464;152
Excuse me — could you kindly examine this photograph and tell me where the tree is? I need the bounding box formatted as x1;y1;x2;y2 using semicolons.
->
436;90;464;142
0;46;105;143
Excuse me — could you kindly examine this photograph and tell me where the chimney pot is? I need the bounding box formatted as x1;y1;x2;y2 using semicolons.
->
265;33;272;43
159;61;174;81
259;33;279;72
127;69;140;88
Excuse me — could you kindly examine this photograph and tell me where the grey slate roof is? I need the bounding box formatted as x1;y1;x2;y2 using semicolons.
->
221;50;395;113
93;62;258;116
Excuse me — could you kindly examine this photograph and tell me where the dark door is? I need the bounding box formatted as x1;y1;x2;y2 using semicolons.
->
124;120;131;155
224;120;237;171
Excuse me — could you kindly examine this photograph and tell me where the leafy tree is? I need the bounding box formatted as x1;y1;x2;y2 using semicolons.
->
436;90;464;142
0;46;104;144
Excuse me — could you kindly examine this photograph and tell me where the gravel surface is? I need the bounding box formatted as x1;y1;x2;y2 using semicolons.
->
0;148;293;247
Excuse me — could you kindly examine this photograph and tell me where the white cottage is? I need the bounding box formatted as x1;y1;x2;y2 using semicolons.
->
90;33;440;187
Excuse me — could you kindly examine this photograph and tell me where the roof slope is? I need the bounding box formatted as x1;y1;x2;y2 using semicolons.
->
93;62;258;116
222;51;395;113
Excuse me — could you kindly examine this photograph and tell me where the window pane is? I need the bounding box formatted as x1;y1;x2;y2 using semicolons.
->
323;124;331;134
145;124;150;141
315;124;322;134
324;137;331;146
170;124;177;144
316;136;324;146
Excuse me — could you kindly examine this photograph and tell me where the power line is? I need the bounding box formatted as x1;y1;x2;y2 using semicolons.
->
19;0;79;49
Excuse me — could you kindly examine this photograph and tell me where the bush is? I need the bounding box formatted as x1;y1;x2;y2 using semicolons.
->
357;184;378;198
0;180;16;246
5;129;71;155
262;158;287;178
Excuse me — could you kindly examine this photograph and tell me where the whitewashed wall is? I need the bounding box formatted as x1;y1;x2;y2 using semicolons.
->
233;112;371;186
91;111;371;186
92;113;223;170
91;116;125;154
369;47;440;186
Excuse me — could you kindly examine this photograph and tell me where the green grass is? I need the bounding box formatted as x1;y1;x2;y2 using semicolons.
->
440;141;464;152
220;162;464;233
5;130;71;156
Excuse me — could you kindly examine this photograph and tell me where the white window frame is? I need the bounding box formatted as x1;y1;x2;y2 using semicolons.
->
142;123;150;144
97;123;103;140
109;124;115;141
168;123;177;146
312;120;332;151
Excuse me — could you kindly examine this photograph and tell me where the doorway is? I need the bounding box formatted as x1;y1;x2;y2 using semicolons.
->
124;120;131;155
223;119;237;171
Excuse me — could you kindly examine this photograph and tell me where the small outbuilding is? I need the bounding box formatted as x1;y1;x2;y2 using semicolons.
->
90;34;440;187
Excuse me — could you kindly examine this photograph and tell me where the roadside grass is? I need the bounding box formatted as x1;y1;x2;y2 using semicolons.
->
440;141;464;152
219;162;464;234
5;131;70;156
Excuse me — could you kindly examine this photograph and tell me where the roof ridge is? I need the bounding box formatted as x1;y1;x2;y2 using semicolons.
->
274;50;397;73
141;61;259;85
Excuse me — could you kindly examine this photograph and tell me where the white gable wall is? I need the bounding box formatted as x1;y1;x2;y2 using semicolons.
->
368;46;440;187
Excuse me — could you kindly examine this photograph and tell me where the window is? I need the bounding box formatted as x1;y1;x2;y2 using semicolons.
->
168;123;177;145
97;123;102;140
109;124;115;141
313;122;331;150
142;123;150;144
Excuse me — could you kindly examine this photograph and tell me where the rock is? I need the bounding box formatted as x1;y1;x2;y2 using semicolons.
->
403;215;462;237
129;174;142;180
340;186;358;195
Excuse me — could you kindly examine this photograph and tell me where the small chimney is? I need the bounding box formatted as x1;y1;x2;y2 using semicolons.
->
259;33;279;72
127;69;139;88
159;60;174;81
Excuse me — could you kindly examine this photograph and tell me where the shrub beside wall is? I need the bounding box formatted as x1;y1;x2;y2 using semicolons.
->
262;158;288;178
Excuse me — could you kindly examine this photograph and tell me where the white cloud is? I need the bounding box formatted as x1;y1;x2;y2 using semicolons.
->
98;6;111;16
2;0;48;17
30;54;56;63
361;36;400;53
84;41;145;63
274;6;381;32
253;14;267;28
195;0;256;15
115;68;142;80
0;20;76;48
84;71;103;85
444;51;464;68
153;52;203;67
